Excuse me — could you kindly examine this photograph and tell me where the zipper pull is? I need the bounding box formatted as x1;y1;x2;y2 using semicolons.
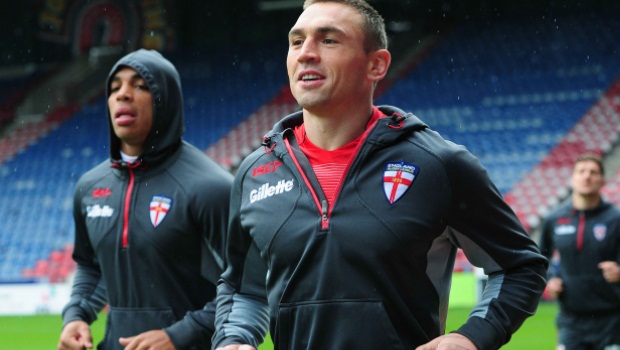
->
321;199;329;230
321;199;328;221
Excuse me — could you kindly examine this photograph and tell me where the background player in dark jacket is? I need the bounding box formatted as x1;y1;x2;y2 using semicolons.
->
212;1;548;349
58;49;233;350
539;154;620;349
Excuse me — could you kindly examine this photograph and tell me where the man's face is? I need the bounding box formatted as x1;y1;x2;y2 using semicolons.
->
108;67;153;156
286;2;372;114
571;159;605;197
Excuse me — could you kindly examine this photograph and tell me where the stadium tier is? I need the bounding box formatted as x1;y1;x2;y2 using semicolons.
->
1;12;619;283
377;13;620;230
0;69;49;130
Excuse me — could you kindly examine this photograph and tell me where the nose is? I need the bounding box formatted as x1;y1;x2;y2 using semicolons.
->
116;83;132;101
297;40;319;63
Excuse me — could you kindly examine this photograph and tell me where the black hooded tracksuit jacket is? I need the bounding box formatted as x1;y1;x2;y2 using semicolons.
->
62;49;233;349
539;199;620;316
213;107;549;350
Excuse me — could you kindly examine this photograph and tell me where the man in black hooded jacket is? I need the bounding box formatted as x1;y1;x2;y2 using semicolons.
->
539;154;620;349
58;49;233;350
212;1;548;349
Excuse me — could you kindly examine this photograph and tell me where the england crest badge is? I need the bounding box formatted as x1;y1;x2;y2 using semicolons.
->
593;223;607;241
383;161;419;205
150;195;172;227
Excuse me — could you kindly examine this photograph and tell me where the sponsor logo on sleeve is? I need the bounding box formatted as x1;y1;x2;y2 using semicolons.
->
150;195;172;227
250;179;294;203
383;161;419;205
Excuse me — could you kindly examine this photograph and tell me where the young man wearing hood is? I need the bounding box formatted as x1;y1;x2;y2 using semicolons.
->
212;1;548;349
58;49;233;350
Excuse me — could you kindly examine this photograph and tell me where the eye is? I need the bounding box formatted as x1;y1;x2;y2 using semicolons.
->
290;38;304;46
323;38;337;44
135;83;149;91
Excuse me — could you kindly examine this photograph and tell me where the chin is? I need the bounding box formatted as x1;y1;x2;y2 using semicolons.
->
296;97;325;110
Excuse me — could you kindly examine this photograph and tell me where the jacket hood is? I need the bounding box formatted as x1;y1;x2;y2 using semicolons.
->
106;49;184;165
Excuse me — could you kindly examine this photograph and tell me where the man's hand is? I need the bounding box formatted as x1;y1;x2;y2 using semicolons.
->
58;320;93;350
415;333;477;350
598;261;620;283
215;345;257;350
119;329;175;350
545;277;564;300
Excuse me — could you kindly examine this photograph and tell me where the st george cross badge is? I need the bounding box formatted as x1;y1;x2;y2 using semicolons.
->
383;161;419;205
150;195;172;227
593;223;607;241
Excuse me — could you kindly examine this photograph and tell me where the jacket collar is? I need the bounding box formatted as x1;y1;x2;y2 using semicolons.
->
261;105;428;156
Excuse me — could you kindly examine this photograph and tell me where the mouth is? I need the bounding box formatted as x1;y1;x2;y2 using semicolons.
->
300;74;322;82
298;70;324;83
114;108;136;126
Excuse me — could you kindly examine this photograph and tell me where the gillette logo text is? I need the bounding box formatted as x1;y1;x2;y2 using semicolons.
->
87;205;114;218
250;179;294;203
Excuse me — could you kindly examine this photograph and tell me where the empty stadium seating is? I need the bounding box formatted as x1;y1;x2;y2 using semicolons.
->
0;68;49;130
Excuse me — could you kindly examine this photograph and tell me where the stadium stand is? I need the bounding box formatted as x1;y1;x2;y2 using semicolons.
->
507;79;620;230
168;45;289;151
0;100;107;282
1;11;620;283
377;13;620;232
0;68;49;131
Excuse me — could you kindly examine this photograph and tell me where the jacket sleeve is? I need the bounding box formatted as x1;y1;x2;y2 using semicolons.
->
443;146;549;350
62;184;107;326
538;215;560;279
62;265;107;326
165;165;233;349
212;170;270;349
164;301;218;349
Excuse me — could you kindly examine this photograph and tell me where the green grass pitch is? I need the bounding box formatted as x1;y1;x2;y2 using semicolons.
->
0;302;557;349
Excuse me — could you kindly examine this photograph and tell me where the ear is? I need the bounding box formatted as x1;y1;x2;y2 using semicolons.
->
367;49;391;82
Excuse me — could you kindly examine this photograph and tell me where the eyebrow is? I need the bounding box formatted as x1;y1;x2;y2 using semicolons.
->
111;73;143;82
288;25;345;38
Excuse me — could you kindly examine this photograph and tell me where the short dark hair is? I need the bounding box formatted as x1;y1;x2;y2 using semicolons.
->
575;153;605;176
303;0;388;52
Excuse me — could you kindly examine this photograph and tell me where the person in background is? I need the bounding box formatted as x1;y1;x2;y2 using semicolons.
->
211;1;548;349
58;49;233;350
539;153;620;350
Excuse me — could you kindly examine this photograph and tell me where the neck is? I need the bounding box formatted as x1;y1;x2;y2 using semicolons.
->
120;143;143;158
572;193;601;210
303;106;373;151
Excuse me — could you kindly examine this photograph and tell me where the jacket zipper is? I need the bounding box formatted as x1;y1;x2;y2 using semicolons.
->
122;167;135;248
283;138;368;231
284;138;330;230
576;211;585;251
